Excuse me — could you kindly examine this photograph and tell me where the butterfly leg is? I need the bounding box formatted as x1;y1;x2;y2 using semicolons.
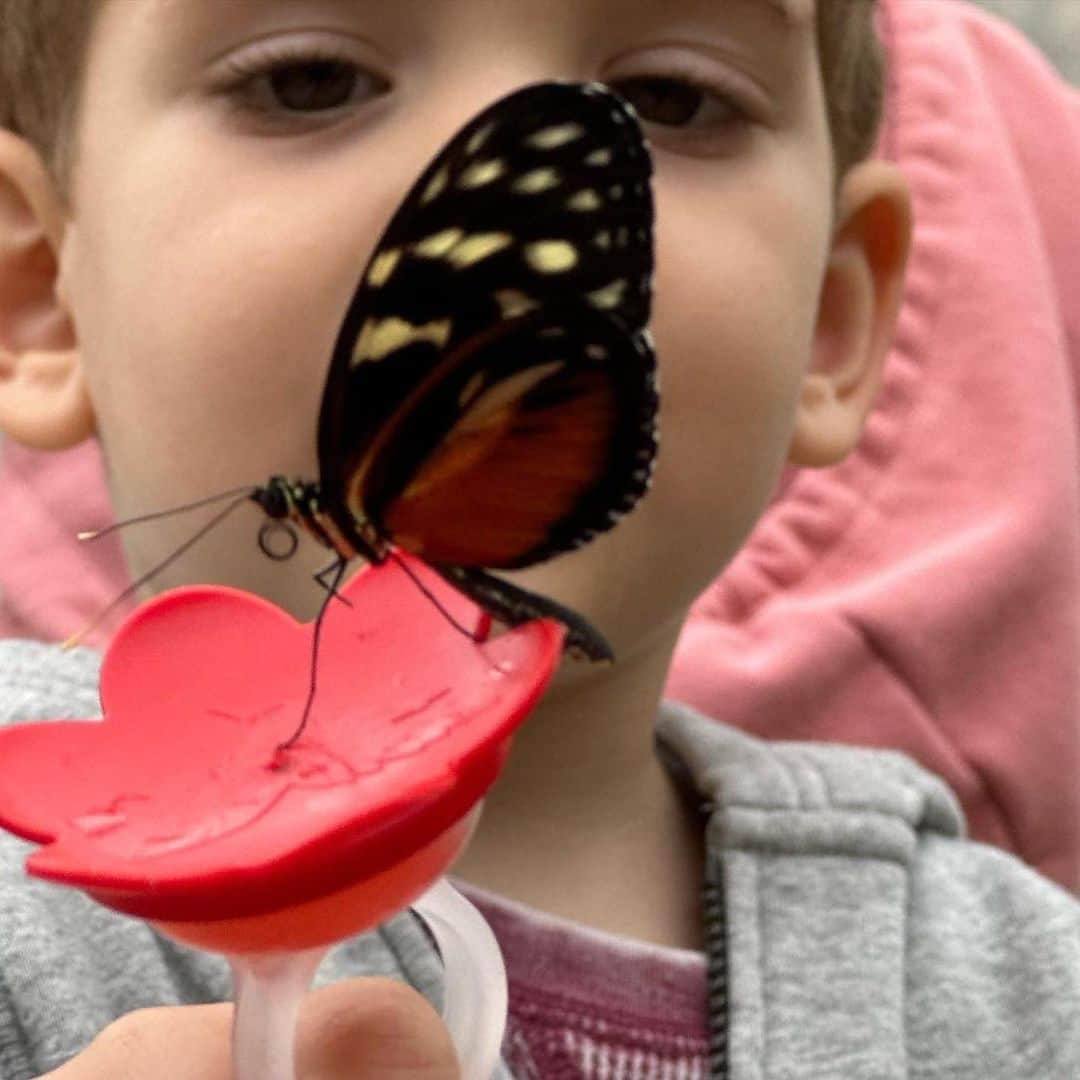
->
313;558;354;607
388;552;484;644
279;556;349;750
433;565;614;663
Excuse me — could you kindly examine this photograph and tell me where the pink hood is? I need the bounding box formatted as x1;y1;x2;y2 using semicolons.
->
669;0;1080;890
2;0;1078;888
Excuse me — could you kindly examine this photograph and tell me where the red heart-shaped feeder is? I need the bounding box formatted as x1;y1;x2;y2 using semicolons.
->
0;553;562;950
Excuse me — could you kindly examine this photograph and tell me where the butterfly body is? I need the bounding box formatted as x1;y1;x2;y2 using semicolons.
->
252;81;659;663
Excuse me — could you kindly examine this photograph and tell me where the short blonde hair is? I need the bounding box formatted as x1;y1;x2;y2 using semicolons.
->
0;0;884;199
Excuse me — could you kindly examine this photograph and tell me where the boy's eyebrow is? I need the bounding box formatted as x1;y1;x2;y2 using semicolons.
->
171;0;810;28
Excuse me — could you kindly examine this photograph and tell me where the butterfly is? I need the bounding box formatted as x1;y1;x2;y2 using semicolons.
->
75;81;658;724
247;80;658;666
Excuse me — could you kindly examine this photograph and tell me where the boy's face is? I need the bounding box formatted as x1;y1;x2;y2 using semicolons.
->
49;0;889;661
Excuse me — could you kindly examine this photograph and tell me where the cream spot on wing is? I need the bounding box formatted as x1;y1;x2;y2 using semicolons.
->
525;240;578;274
567;189;602;212
366;248;402;288
585;147;614;166
526;123;585;150
352;316;453;365
420;167;450;205
495;289;539;319
414;227;465;258
609;184;624;200
594;230;612;250
586;344;609;361
466;122;496;157
513;168;561;194
459;159;505;188
587;279;628;310
447;232;513;268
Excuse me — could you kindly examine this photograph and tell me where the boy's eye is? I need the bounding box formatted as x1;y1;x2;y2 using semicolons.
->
219;48;390;120
607;75;748;131
266;59;369;113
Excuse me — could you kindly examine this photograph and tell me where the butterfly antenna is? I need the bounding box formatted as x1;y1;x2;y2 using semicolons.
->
388;551;487;645
76;485;258;542
278;557;348;751
62;492;254;650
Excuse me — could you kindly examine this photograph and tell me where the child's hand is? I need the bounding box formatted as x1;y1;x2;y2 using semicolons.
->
43;977;460;1079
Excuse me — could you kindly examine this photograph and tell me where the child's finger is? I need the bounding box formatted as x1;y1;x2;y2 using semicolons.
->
42;1003;234;1078
296;977;461;1080
43;978;459;1080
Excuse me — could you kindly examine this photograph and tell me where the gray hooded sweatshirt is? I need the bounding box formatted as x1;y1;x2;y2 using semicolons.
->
1;640;1078;1079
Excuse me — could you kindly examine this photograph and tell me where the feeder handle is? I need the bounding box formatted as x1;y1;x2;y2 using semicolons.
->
412;876;508;1080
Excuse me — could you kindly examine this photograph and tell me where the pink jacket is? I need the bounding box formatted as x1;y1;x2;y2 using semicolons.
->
2;0;1079;889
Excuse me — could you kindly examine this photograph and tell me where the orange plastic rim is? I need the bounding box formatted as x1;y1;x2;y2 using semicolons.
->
152;813;474;953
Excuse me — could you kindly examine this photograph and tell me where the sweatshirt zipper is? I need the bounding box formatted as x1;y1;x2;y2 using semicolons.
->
703;865;729;1079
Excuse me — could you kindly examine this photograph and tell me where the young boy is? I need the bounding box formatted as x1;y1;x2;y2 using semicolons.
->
1;1;1079;1077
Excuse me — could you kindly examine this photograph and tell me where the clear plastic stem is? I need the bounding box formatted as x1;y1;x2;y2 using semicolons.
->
229;946;327;1080
223;875;507;1080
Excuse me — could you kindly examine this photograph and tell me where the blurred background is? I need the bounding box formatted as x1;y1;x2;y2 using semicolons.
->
970;0;1080;83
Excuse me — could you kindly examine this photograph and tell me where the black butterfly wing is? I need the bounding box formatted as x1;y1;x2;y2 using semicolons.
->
317;81;655;566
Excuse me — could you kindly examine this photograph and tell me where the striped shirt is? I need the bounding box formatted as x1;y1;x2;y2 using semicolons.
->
459;882;709;1078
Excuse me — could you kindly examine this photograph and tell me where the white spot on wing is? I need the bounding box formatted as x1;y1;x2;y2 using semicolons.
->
459;159;506;188
420;167;449;205
447;232;513;268
587;279;628;310
352;316;453;365
366;248;402;288
414;228;465;258
525;240;578;273
526;123;585;150
567;189;602;212
495;289;539;319
513;168;561;194
466;122;496;157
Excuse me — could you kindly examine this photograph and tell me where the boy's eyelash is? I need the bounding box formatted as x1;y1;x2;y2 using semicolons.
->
222;42;345;85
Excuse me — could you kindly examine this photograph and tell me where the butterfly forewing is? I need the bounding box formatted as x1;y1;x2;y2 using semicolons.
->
317;80;656;567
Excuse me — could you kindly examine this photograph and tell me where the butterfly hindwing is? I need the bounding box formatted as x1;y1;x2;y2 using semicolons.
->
317;81;656;566
353;306;656;569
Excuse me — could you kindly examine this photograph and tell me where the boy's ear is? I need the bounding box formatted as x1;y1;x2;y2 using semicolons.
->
788;160;912;467
0;128;95;450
